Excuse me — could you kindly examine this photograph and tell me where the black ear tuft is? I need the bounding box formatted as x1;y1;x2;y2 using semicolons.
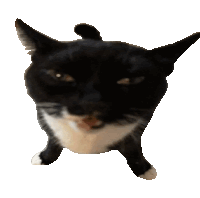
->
74;23;102;41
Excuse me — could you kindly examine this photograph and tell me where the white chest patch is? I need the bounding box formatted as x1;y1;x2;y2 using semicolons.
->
41;109;140;154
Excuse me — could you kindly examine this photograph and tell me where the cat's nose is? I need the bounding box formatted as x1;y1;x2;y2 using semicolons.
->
80;101;109;115
68;103;102;117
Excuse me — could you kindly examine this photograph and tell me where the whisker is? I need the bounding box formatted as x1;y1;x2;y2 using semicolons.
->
36;102;62;108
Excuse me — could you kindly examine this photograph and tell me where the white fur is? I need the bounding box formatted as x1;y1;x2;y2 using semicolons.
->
41;108;141;154
31;152;44;165
139;166;157;180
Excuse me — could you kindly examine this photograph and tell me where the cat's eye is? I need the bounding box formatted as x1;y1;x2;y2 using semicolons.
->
46;70;75;82
117;76;145;85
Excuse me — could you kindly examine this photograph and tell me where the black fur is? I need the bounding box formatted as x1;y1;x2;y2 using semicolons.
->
15;19;200;178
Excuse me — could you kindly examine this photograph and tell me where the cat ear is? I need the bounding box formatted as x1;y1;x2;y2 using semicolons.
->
149;32;200;76
74;23;102;41
15;19;59;55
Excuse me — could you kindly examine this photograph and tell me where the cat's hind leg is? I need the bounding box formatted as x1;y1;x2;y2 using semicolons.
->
31;138;63;165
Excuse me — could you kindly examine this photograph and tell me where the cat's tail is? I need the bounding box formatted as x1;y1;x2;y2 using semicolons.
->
74;23;102;41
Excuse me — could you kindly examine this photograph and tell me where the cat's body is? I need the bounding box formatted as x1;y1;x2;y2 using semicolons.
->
15;19;200;180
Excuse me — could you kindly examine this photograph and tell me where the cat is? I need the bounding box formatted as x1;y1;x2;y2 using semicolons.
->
15;18;200;180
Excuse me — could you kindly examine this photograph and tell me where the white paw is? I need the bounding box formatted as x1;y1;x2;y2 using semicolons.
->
139;166;157;180
31;152;44;165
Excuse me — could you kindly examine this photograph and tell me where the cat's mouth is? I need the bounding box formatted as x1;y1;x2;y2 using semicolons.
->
67;115;105;131
80;118;105;130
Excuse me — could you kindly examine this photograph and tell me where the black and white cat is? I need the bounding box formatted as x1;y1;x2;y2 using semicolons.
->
15;19;200;180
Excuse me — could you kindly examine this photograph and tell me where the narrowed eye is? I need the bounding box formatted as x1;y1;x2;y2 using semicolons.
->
46;69;75;82
117;76;145;85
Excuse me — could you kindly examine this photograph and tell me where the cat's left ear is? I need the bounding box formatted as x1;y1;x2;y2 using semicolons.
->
149;32;200;76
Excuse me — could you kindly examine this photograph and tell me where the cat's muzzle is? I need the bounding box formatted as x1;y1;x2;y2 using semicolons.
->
67;115;105;131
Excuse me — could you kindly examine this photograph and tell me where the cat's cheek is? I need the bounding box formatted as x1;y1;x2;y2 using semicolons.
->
138;166;157;180
31;152;45;165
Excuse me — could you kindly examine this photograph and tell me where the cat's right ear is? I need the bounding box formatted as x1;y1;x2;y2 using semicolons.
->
15;19;59;55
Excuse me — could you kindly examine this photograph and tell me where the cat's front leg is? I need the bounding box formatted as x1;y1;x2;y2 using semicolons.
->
113;133;157;180
31;138;63;165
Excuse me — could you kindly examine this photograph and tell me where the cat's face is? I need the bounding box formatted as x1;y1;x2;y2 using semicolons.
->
16;19;200;126
25;40;168;123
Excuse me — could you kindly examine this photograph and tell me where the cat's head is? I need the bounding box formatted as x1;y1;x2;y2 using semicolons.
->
15;19;200;125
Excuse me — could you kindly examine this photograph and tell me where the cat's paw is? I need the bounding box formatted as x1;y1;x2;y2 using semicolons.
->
31;152;45;165
138;166;157;180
